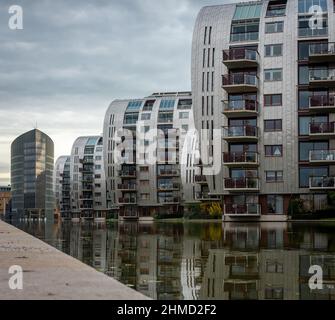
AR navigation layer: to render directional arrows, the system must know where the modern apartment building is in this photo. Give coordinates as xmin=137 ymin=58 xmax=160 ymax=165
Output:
xmin=103 ymin=92 xmax=198 ymax=220
xmin=11 ymin=129 xmax=54 ymax=221
xmin=191 ymin=0 xmax=335 ymax=221
xmin=54 ymin=156 xmax=71 ymax=220
xmin=0 ymin=186 xmax=11 ymax=219
xmin=69 ymin=136 xmax=107 ymax=221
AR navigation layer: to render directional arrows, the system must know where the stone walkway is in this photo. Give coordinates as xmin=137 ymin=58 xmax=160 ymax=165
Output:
xmin=0 ymin=221 xmax=148 ymax=300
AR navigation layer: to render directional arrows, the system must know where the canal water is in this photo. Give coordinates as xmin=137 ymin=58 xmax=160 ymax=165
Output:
xmin=12 ymin=221 xmax=335 ymax=300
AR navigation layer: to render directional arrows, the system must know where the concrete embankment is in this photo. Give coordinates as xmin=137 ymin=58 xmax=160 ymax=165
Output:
xmin=0 ymin=221 xmax=149 ymax=300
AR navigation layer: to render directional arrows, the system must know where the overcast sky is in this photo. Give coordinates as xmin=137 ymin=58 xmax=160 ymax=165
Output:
xmin=0 ymin=0 xmax=242 ymax=185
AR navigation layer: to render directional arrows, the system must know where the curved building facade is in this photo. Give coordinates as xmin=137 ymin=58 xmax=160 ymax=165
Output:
xmin=11 ymin=129 xmax=54 ymax=221
xmin=192 ymin=0 xmax=335 ymax=220
xmin=103 ymin=92 xmax=199 ymax=220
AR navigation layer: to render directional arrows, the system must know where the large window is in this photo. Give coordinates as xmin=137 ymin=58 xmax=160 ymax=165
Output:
xmin=299 ymin=141 xmax=328 ymax=161
xmin=230 ymin=21 xmax=259 ymax=42
xmin=126 ymin=101 xmax=142 ymax=112
xmin=299 ymin=90 xmax=328 ymax=110
xmin=299 ymin=166 xmax=328 ymax=188
xmin=233 ymin=3 xmax=262 ymax=20
xmin=266 ymin=1 xmax=287 ymax=17
xmin=298 ymin=14 xmax=328 ymax=37
xmin=264 ymin=119 xmax=282 ymax=132
xmin=298 ymin=0 xmax=327 ymax=13
xmin=267 ymin=195 xmax=284 ymax=214
xmin=299 ymin=115 xmax=328 ymax=135
xmin=265 ymin=21 xmax=284 ymax=33
xmin=159 ymin=100 xmax=175 ymax=110
xmin=266 ymin=171 xmax=284 ymax=183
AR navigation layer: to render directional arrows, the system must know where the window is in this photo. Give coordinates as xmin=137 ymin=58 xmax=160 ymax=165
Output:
xmin=95 ymin=165 xmax=101 ymax=170
xmin=181 ymin=124 xmax=189 ymax=132
xmin=177 ymin=99 xmax=192 ymax=110
xmin=124 ymin=113 xmax=139 ymax=125
xmin=299 ymin=141 xmax=328 ymax=161
xmin=266 ymin=171 xmax=283 ymax=182
xmin=265 ymin=21 xmax=284 ymax=33
xmin=141 ymin=113 xmax=151 ymax=120
xmin=126 ymin=101 xmax=142 ymax=111
xmin=298 ymin=65 xmax=309 ymax=85
xmin=265 ymin=145 xmax=283 ymax=157
xmin=140 ymin=180 xmax=150 ymax=187
xmin=266 ymin=1 xmax=287 ymax=17
xmin=298 ymin=0 xmax=327 ymax=13
xmin=299 ymin=166 xmax=328 ymax=188
xmin=264 ymin=120 xmax=282 ymax=132
xmin=140 ymin=166 xmax=149 ymax=172
xmin=179 ymin=112 xmax=189 ymax=119
xmin=267 ymin=195 xmax=284 ymax=214
xmin=264 ymin=68 xmax=282 ymax=81
xmin=264 ymin=94 xmax=282 ymax=107
xmin=143 ymin=100 xmax=155 ymax=111
xmin=95 ymin=156 xmax=102 ymax=161
xmin=265 ymin=288 xmax=284 ymax=300
xmin=265 ymin=44 xmax=283 ymax=57
xmin=159 ymin=100 xmax=175 ymax=110
xmin=140 ymin=193 xmax=150 ymax=200
xmin=230 ymin=21 xmax=260 ymax=42
xmin=266 ymin=261 xmax=284 ymax=273
xmin=299 ymin=115 xmax=328 ymax=135
xmin=233 ymin=3 xmax=262 ymax=20
xmin=142 ymin=125 xmax=150 ymax=133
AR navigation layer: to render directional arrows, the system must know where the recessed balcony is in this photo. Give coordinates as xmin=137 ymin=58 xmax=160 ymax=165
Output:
xmin=118 ymin=170 xmax=137 ymax=178
xmin=222 ymin=48 xmax=259 ymax=69
xmin=309 ymin=122 xmax=335 ymax=139
xmin=309 ymin=95 xmax=335 ymax=113
xmin=222 ymin=74 xmax=259 ymax=93
xmin=309 ymin=42 xmax=335 ymax=63
xmin=223 ymin=152 xmax=259 ymax=167
xmin=224 ymin=178 xmax=260 ymax=192
xmin=159 ymin=197 xmax=180 ymax=205
xmin=310 ymin=177 xmax=335 ymax=190
xmin=195 ymin=175 xmax=208 ymax=184
xmin=309 ymin=150 xmax=335 ymax=164
xmin=309 ymin=69 xmax=335 ymax=88
xmin=224 ymin=204 xmax=261 ymax=217
xmin=118 ymin=184 xmax=137 ymax=192
xmin=157 ymin=183 xmax=180 ymax=191
xmin=223 ymin=125 xmax=258 ymax=142
xmin=157 ymin=169 xmax=180 ymax=177
xmin=222 ymin=99 xmax=258 ymax=118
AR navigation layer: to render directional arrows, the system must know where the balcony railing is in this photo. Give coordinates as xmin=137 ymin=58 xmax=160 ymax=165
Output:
xmin=159 ymin=197 xmax=180 ymax=204
xmin=118 ymin=184 xmax=137 ymax=191
xmin=224 ymin=204 xmax=261 ymax=217
xmin=309 ymin=69 xmax=335 ymax=86
xmin=222 ymin=49 xmax=259 ymax=68
xmin=309 ymin=95 xmax=335 ymax=110
xmin=223 ymin=126 xmax=258 ymax=140
xmin=158 ymin=183 xmax=180 ymax=191
xmin=196 ymin=192 xmax=221 ymax=201
xmin=310 ymin=150 xmax=335 ymax=163
xmin=119 ymin=198 xmax=137 ymax=204
xmin=223 ymin=99 xmax=258 ymax=116
xmin=310 ymin=177 xmax=335 ymax=189
xmin=309 ymin=122 xmax=335 ymax=135
xmin=158 ymin=170 xmax=180 ymax=176
xmin=224 ymin=178 xmax=259 ymax=191
xmin=118 ymin=170 xmax=137 ymax=178
xmin=223 ymin=152 xmax=259 ymax=166
xmin=309 ymin=42 xmax=335 ymax=59
xmin=195 ymin=175 xmax=208 ymax=183
xmin=230 ymin=31 xmax=259 ymax=43
xmin=222 ymin=74 xmax=259 ymax=89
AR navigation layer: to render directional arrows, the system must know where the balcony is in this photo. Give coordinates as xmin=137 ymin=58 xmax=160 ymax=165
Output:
xmin=222 ymin=48 xmax=259 ymax=69
xmin=224 ymin=204 xmax=261 ymax=217
xmin=223 ymin=126 xmax=258 ymax=142
xmin=222 ymin=99 xmax=258 ymax=118
xmin=309 ymin=42 xmax=335 ymax=63
xmin=158 ymin=183 xmax=180 ymax=191
xmin=223 ymin=152 xmax=259 ymax=167
xmin=222 ymin=74 xmax=259 ymax=93
xmin=224 ymin=178 xmax=259 ymax=192
xmin=309 ymin=69 xmax=335 ymax=88
xmin=195 ymin=175 xmax=208 ymax=184
xmin=309 ymin=95 xmax=335 ymax=113
xmin=159 ymin=197 xmax=180 ymax=205
xmin=119 ymin=198 xmax=137 ymax=205
xmin=118 ymin=170 xmax=137 ymax=178
xmin=309 ymin=122 xmax=335 ymax=139
xmin=118 ymin=184 xmax=137 ymax=192
xmin=157 ymin=169 xmax=180 ymax=177
xmin=309 ymin=150 xmax=335 ymax=164
xmin=310 ymin=177 xmax=335 ymax=190
xmin=195 ymin=192 xmax=221 ymax=201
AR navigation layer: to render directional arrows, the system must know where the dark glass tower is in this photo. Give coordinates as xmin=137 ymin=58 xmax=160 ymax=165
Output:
xmin=11 ymin=129 xmax=54 ymax=221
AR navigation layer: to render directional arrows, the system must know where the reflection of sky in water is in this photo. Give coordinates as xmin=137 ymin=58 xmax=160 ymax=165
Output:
xmin=11 ymin=221 xmax=335 ymax=300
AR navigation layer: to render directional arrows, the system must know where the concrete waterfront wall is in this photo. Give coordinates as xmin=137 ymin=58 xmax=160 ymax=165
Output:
xmin=0 ymin=221 xmax=149 ymax=300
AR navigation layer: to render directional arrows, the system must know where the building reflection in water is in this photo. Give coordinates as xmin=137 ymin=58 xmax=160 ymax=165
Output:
xmin=14 ymin=221 xmax=335 ymax=300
